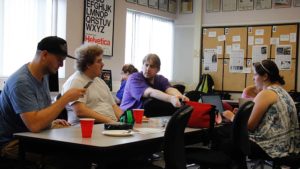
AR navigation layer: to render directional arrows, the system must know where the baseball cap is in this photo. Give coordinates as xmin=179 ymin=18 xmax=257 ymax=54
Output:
xmin=37 ymin=36 xmax=77 ymax=60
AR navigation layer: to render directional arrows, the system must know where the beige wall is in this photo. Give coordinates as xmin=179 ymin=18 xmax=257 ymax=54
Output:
xmin=64 ymin=0 xmax=177 ymax=91
xmin=63 ymin=0 xmax=300 ymax=94
xmin=201 ymin=0 xmax=300 ymax=92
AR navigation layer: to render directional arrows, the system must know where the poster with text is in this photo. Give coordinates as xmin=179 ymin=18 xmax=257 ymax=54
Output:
xmin=252 ymin=45 xmax=268 ymax=63
xmin=229 ymin=50 xmax=244 ymax=73
xmin=203 ymin=49 xmax=218 ymax=72
xmin=84 ymin=0 xmax=114 ymax=56
xmin=275 ymin=45 xmax=292 ymax=70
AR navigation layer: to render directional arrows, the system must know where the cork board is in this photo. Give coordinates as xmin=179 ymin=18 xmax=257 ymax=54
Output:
xmin=201 ymin=24 xmax=298 ymax=92
xmin=223 ymin=59 xmax=246 ymax=91
xmin=202 ymin=28 xmax=225 ymax=91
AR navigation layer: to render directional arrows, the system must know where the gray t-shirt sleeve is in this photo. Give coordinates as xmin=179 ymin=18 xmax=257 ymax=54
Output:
xmin=10 ymin=78 xmax=51 ymax=114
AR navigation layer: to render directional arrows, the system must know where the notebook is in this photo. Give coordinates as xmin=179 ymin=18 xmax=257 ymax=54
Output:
xmin=201 ymin=94 xmax=225 ymax=113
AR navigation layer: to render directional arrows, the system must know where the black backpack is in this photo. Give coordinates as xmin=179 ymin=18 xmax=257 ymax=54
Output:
xmin=196 ymin=74 xmax=214 ymax=93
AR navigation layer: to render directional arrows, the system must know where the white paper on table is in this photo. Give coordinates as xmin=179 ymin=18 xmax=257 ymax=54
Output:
xmin=134 ymin=128 xmax=165 ymax=134
xmin=280 ymin=34 xmax=289 ymax=41
xmin=290 ymin=33 xmax=296 ymax=43
xmin=248 ymin=36 xmax=254 ymax=45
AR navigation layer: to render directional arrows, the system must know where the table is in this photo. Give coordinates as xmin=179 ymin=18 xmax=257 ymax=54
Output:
xmin=223 ymin=99 xmax=239 ymax=108
xmin=14 ymin=117 xmax=205 ymax=168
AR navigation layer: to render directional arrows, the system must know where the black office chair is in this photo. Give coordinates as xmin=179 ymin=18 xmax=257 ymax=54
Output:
xmin=136 ymin=105 xmax=193 ymax=169
xmin=55 ymin=93 xmax=68 ymax=120
xmin=163 ymin=105 xmax=193 ymax=169
xmin=185 ymin=101 xmax=255 ymax=169
xmin=173 ymin=84 xmax=186 ymax=94
xmin=184 ymin=90 xmax=202 ymax=102
xmin=249 ymin=139 xmax=300 ymax=168
xmin=143 ymin=98 xmax=179 ymax=117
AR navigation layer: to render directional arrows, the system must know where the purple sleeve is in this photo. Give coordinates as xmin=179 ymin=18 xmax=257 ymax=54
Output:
xmin=153 ymin=75 xmax=171 ymax=92
xmin=128 ymin=73 xmax=149 ymax=100
xmin=120 ymin=72 xmax=149 ymax=111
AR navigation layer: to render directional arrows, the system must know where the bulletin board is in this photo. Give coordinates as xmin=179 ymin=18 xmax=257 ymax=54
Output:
xmin=200 ymin=23 xmax=299 ymax=92
xmin=271 ymin=24 xmax=298 ymax=91
xmin=246 ymin=26 xmax=272 ymax=87
xmin=202 ymin=28 xmax=225 ymax=90
xmin=223 ymin=27 xmax=247 ymax=91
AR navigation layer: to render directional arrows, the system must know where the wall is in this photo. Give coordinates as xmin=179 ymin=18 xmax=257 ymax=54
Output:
xmin=64 ymin=0 xmax=299 ymax=96
xmin=202 ymin=1 xmax=300 ymax=26
xmin=201 ymin=0 xmax=300 ymax=94
xmin=172 ymin=0 xmax=201 ymax=90
xmin=64 ymin=0 xmax=177 ymax=92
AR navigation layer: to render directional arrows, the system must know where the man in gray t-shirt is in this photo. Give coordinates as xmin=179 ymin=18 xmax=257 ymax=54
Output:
xmin=0 ymin=36 xmax=85 ymax=159
xmin=62 ymin=44 xmax=123 ymax=124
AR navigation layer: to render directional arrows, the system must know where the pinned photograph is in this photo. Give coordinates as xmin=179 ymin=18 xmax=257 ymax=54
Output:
xmin=138 ymin=0 xmax=148 ymax=6
xmin=223 ymin=0 xmax=237 ymax=11
xmin=295 ymin=0 xmax=300 ymax=7
xmin=238 ymin=0 xmax=254 ymax=11
xmin=255 ymin=0 xmax=272 ymax=9
xmin=126 ymin=0 xmax=137 ymax=3
xmin=273 ymin=0 xmax=291 ymax=8
xmin=280 ymin=61 xmax=291 ymax=70
xmin=275 ymin=45 xmax=292 ymax=70
xmin=206 ymin=0 xmax=221 ymax=12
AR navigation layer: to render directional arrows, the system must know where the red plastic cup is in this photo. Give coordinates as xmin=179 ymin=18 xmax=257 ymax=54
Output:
xmin=133 ymin=109 xmax=144 ymax=123
xmin=80 ymin=118 xmax=95 ymax=138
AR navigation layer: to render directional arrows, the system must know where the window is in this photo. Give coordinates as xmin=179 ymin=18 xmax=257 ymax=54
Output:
xmin=0 ymin=0 xmax=66 ymax=78
xmin=125 ymin=10 xmax=174 ymax=80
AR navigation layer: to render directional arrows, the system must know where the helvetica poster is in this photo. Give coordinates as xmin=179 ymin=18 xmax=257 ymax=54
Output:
xmin=84 ymin=0 xmax=114 ymax=56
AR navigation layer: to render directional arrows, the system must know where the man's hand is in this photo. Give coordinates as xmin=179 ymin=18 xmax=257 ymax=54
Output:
xmin=222 ymin=110 xmax=235 ymax=122
xmin=51 ymin=119 xmax=70 ymax=128
xmin=63 ymin=88 xmax=87 ymax=102
xmin=180 ymin=95 xmax=190 ymax=102
xmin=170 ymin=96 xmax=181 ymax=107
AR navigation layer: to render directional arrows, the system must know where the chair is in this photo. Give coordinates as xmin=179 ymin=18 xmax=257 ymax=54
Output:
xmin=250 ymin=141 xmax=300 ymax=168
xmin=185 ymin=101 xmax=255 ymax=169
xmin=143 ymin=98 xmax=178 ymax=117
xmin=55 ymin=93 xmax=68 ymax=120
xmin=163 ymin=105 xmax=193 ymax=169
xmin=184 ymin=90 xmax=202 ymax=102
xmin=0 ymin=156 xmax=16 ymax=169
xmin=137 ymin=105 xmax=193 ymax=169
xmin=173 ymin=84 xmax=186 ymax=94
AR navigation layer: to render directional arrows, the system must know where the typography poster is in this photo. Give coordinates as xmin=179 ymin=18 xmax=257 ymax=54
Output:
xmin=84 ymin=0 xmax=114 ymax=56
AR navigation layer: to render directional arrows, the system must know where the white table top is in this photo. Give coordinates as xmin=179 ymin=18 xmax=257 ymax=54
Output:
xmin=15 ymin=118 xmax=202 ymax=148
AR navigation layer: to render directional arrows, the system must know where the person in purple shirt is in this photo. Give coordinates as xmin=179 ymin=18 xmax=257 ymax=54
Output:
xmin=120 ymin=53 xmax=189 ymax=113
xmin=116 ymin=64 xmax=138 ymax=103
